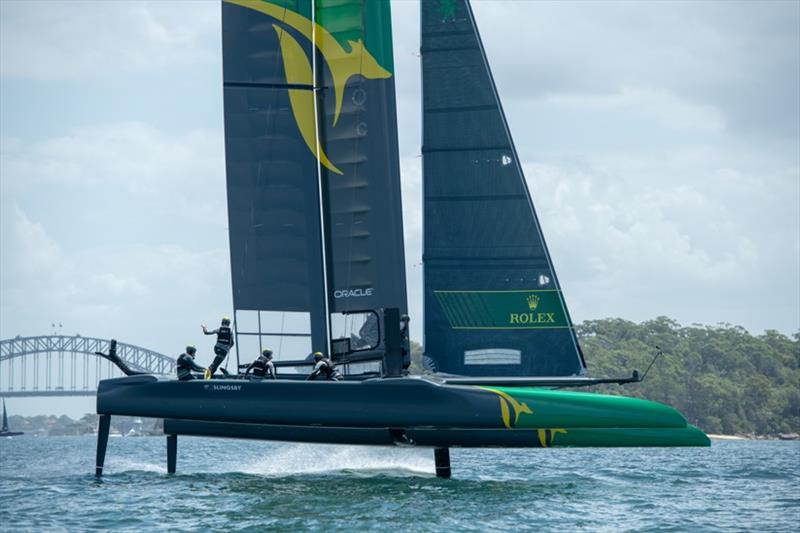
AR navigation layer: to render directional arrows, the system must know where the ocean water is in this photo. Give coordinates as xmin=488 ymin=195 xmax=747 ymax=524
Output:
xmin=0 ymin=436 xmax=798 ymax=532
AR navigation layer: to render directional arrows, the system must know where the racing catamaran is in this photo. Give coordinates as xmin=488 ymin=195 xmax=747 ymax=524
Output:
xmin=94 ymin=0 xmax=708 ymax=479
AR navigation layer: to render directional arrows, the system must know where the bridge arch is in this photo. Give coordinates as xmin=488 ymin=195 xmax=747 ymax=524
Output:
xmin=0 ymin=335 xmax=174 ymax=397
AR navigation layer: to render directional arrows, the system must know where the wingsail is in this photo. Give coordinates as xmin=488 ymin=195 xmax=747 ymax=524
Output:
xmin=222 ymin=0 xmax=407 ymax=355
xmin=222 ymin=0 xmax=328 ymax=351
xmin=314 ymin=0 xmax=408 ymax=314
xmin=421 ymin=0 xmax=586 ymax=377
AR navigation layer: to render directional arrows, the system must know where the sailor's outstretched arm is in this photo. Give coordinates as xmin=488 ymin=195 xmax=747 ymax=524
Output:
xmin=190 ymin=359 xmax=206 ymax=372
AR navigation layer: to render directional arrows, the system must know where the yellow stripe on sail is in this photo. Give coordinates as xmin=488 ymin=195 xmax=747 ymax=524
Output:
xmin=227 ymin=0 xmax=391 ymax=126
xmin=273 ymin=25 xmax=342 ymax=175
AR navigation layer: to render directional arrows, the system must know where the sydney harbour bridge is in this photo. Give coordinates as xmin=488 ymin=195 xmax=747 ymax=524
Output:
xmin=0 ymin=335 xmax=174 ymax=398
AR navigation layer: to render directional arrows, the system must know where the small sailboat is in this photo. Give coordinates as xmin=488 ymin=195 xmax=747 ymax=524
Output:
xmin=94 ymin=0 xmax=708 ymax=478
xmin=1 ymin=400 xmax=24 ymax=437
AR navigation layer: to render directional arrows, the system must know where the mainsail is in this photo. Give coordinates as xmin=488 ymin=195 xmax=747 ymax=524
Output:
xmin=2 ymin=400 xmax=8 ymax=433
xmin=222 ymin=0 xmax=407 ymax=355
xmin=421 ymin=0 xmax=586 ymax=377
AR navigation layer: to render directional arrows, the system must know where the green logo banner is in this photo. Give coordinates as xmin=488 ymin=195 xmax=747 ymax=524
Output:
xmin=434 ymin=290 xmax=570 ymax=330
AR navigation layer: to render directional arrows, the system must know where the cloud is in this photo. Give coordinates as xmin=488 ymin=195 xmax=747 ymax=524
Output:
xmin=1 ymin=122 xmax=225 ymax=226
xmin=544 ymin=87 xmax=726 ymax=134
xmin=524 ymin=147 xmax=799 ymax=333
xmin=0 ymin=121 xmax=230 ymax=350
xmin=471 ymin=0 xmax=800 ymax=140
xmin=0 ymin=206 xmax=230 ymax=353
xmin=0 ymin=0 xmax=219 ymax=80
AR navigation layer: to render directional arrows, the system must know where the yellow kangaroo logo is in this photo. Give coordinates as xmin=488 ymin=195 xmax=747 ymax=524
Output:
xmin=225 ymin=0 xmax=393 ymax=175
xmin=537 ymin=428 xmax=567 ymax=448
xmin=481 ymin=388 xmax=533 ymax=429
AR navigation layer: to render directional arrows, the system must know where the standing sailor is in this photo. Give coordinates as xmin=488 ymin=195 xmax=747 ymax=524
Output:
xmin=400 ymin=314 xmax=411 ymax=371
xmin=177 ymin=345 xmax=206 ymax=381
xmin=245 ymin=348 xmax=276 ymax=379
xmin=307 ymin=352 xmax=343 ymax=381
xmin=201 ymin=317 xmax=234 ymax=375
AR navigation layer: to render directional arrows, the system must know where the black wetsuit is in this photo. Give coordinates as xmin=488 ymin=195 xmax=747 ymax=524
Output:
xmin=246 ymin=355 xmax=275 ymax=379
xmin=400 ymin=322 xmax=411 ymax=370
xmin=204 ymin=326 xmax=234 ymax=374
xmin=176 ymin=352 xmax=205 ymax=381
xmin=307 ymin=358 xmax=342 ymax=381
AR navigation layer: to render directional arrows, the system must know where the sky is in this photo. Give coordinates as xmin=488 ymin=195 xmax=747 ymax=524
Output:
xmin=1 ymin=0 xmax=798 ymax=417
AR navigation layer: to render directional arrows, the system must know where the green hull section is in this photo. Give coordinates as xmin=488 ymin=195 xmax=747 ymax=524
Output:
xmin=522 ymin=425 xmax=710 ymax=448
xmin=475 ymin=386 xmax=710 ymax=447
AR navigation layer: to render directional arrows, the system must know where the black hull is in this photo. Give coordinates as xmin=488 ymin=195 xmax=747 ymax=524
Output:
xmin=93 ymin=374 xmax=708 ymax=477
xmin=163 ymin=419 xmax=556 ymax=448
xmin=97 ymin=375 xmax=502 ymax=430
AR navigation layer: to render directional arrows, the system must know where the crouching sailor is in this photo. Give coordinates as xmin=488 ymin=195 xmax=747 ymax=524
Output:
xmin=177 ymin=345 xmax=206 ymax=381
xmin=201 ymin=316 xmax=234 ymax=376
xmin=307 ymin=351 xmax=343 ymax=381
xmin=245 ymin=348 xmax=276 ymax=379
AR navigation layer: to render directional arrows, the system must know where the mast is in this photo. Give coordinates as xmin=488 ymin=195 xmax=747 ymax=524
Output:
xmin=311 ymin=0 xmax=333 ymax=356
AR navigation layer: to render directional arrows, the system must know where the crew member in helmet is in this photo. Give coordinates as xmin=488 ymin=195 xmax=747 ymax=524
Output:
xmin=245 ymin=348 xmax=276 ymax=380
xmin=400 ymin=314 xmax=411 ymax=371
xmin=202 ymin=317 xmax=235 ymax=376
xmin=177 ymin=345 xmax=206 ymax=381
xmin=306 ymin=351 xmax=343 ymax=381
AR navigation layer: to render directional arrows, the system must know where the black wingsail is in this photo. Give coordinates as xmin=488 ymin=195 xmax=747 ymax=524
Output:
xmin=222 ymin=0 xmax=328 ymax=352
xmin=222 ymin=0 xmax=407 ymax=359
xmin=421 ymin=0 xmax=586 ymax=377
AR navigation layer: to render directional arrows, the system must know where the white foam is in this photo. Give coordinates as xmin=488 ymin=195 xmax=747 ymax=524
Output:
xmin=238 ymin=443 xmax=434 ymax=477
xmin=109 ymin=458 xmax=166 ymax=474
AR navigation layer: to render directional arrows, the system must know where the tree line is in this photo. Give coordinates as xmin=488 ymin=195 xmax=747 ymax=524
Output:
xmin=577 ymin=317 xmax=798 ymax=436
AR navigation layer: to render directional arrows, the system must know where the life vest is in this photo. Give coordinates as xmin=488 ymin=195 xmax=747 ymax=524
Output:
xmin=176 ymin=353 xmax=195 ymax=379
xmin=252 ymin=355 xmax=267 ymax=376
xmin=216 ymin=326 xmax=233 ymax=346
xmin=319 ymin=358 xmax=342 ymax=380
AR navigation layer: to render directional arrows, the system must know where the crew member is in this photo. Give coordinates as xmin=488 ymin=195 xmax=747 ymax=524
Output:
xmin=400 ymin=314 xmax=411 ymax=371
xmin=307 ymin=352 xmax=342 ymax=381
xmin=202 ymin=317 xmax=235 ymax=376
xmin=177 ymin=345 xmax=206 ymax=381
xmin=245 ymin=348 xmax=276 ymax=379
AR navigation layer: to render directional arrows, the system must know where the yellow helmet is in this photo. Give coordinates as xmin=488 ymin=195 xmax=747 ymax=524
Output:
xmin=313 ymin=351 xmax=323 ymax=360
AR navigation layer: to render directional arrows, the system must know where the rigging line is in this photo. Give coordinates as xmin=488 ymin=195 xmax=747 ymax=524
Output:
xmin=640 ymin=346 xmax=664 ymax=382
xmin=278 ymin=312 xmax=286 ymax=358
